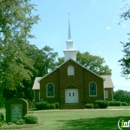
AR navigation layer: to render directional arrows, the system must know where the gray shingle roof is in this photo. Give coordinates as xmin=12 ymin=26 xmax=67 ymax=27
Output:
xmin=101 ymin=75 xmax=114 ymax=88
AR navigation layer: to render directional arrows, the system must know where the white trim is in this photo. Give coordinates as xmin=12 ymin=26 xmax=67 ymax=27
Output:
xmin=46 ymin=83 xmax=55 ymax=98
xmin=89 ymin=82 xmax=97 ymax=97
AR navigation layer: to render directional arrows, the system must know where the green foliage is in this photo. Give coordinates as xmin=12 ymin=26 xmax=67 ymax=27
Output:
xmin=55 ymin=102 xmax=60 ymax=108
xmin=35 ymin=101 xmax=49 ymax=110
xmin=114 ymin=101 xmax=122 ymax=106
xmin=94 ymin=104 xmax=99 ymax=109
xmin=114 ymin=90 xmax=130 ymax=104
xmin=0 ymin=0 xmax=40 ymax=101
xmin=16 ymin=119 xmax=25 ymax=125
xmin=94 ymin=100 xmax=108 ymax=108
xmin=122 ymin=102 xmax=128 ymax=106
xmin=35 ymin=101 xmax=60 ymax=110
xmin=119 ymin=42 xmax=130 ymax=78
xmin=119 ymin=2 xmax=130 ymax=78
xmin=35 ymin=101 xmax=44 ymax=110
xmin=8 ymin=122 xmax=14 ymax=125
xmin=24 ymin=114 xmax=38 ymax=124
xmin=0 ymin=113 xmax=4 ymax=122
xmin=108 ymin=101 xmax=115 ymax=106
xmin=50 ymin=103 xmax=56 ymax=109
xmin=85 ymin=103 xmax=94 ymax=108
xmin=0 ymin=0 xmax=39 ymax=91
xmin=35 ymin=46 xmax=58 ymax=76
xmin=77 ymin=51 xmax=112 ymax=75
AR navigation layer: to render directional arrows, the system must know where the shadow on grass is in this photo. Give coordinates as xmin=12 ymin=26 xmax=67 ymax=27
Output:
xmin=58 ymin=116 xmax=130 ymax=130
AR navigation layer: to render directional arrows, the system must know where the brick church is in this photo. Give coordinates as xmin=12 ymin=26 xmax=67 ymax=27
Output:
xmin=32 ymin=19 xmax=114 ymax=109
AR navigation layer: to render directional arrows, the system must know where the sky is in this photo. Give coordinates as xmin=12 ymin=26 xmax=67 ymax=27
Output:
xmin=30 ymin=0 xmax=130 ymax=91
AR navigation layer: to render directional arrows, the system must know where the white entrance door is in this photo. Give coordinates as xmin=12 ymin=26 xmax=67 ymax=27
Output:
xmin=65 ymin=89 xmax=79 ymax=103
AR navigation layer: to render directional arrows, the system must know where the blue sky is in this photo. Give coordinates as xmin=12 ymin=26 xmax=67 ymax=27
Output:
xmin=30 ymin=0 xmax=130 ymax=91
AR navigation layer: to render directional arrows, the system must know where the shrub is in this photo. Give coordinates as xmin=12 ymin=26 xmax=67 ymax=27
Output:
xmin=24 ymin=114 xmax=38 ymax=124
xmin=122 ymin=102 xmax=128 ymax=106
xmin=94 ymin=104 xmax=99 ymax=109
xmin=8 ymin=122 xmax=14 ymax=125
xmin=0 ymin=113 xmax=4 ymax=122
xmin=50 ymin=103 xmax=56 ymax=109
xmin=94 ymin=100 xmax=108 ymax=108
xmin=85 ymin=103 xmax=94 ymax=108
xmin=108 ymin=101 xmax=115 ymax=106
xmin=16 ymin=119 xmax=25 ymax=125
xmin=36 ymin=101 xmax=50 ymax=110
xmin=0 ymin=98 xmax=5 ymax=108
xmin=114 ymin=101 xmax=122 ymax=106
xmin=55 ymin=102 xmax=60 ymax=108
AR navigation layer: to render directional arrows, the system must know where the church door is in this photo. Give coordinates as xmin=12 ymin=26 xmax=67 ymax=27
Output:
xmin=65 ymin=89 xmax=79 ymax=103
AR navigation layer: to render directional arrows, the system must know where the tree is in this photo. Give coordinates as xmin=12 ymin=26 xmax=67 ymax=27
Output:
xmin=0 ymin=0 xmax=39 ymax=103
xmin=114 ymin=90 xmax=130 ymax=104
xmin=77 ymin=51 xmax=111 ymax=75
xmin=119 ymin=42 xmax=130 ymax=78
xmin=33 ymin=46 xmax=58 ymax=76
xmin=55 ymin=51 xmax=112 ymax=75
xmin=119 ymin=1 xmax=130 ymax=78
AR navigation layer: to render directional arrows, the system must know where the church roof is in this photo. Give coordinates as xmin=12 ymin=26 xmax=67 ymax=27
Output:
xmin=101 ymin=75 xmax=114 ymax=88
xmin=38 ymin=58 xmax=104 ymax=82
xmin=32 ymin=59 xmax=114 ymax=90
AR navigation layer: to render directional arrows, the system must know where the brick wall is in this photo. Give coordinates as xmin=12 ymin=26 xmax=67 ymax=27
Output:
xmin=39 ymin=59 xmax=105 ymax=108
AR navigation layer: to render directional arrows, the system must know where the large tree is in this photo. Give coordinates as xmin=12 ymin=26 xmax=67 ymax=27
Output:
xmin=119 ymin=42 xmax=130 ymax=78
xmin=114 ymin=90 xmax=130 ymax=104
xmin=119 ymin=1 xmax=130 ymax=78
xmin=55 ymin=51 xmax=112 ymax=75
xmin=0 ymin=0 xmax=39 ymax=104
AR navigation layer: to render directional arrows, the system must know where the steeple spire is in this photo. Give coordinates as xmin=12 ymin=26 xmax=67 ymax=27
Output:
xmin=63 ymin=15 xmax=77 ymax=62
xmin=68 ymin=16 xmax=71 ymax=40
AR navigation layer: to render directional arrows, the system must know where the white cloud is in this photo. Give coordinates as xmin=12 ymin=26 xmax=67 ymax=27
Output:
xmin=122 ymin=24 xmax=126 ymax=28
xmin=107 ymin=27 xmax=111 ymax=30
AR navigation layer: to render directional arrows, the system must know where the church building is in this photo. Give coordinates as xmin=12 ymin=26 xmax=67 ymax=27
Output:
xmin=32 ymin=19 xmax=114 ymax=109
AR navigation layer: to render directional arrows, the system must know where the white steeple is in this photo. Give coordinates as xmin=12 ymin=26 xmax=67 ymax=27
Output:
xmin=63 ymin=17 xmax=77 ymax=62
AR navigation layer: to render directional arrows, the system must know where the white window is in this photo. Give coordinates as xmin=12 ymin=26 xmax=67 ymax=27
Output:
xmin=104 ymin=90 xmax=108 ymax=98
xmin=67 ymin=66 xmax=74 ymax=75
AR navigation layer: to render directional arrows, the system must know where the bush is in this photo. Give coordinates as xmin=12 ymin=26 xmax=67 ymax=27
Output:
xmin=35 ymin=101 xmax=50 ymax=110
xmin=108 ymin=101 xmax=115 ymax=106
xmin=94 ymin=104 xmax=99 ymax=109
xmin=114 ymin=101 xmax=122 ymax=106
xmin=122 ymin=102 xmax=128 ymax=106
xmin=50 ymin=103 xmax=56 ymax=109
xmin=24 ymin=114 xmax=38 ymax=124
xmin=16 ymin=119 xmax=25 ymax=125
xmin=94 ymin=100 xmax=108 ymax=108
xmin=36 ymin=101 xmax=60 ymax=110
xmin=85 ymin=103 xmax=94 ymax=108
xmin=0 ymin=113 xmax=4 ymax=122
xmin=55 ymin=102 xmax=60 ymax=108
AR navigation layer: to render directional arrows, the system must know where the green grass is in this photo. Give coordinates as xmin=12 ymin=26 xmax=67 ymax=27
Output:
xmin=1 ymin=106 xmax=130 ymax=130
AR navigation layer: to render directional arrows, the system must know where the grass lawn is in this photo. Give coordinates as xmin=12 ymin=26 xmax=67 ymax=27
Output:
xmin=1 ymin=106 xmax=130 ymax=130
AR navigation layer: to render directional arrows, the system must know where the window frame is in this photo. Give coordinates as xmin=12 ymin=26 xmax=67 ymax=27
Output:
xmin=46 ymin=83 xmax=54 ymax=98
xmin=89 ymin=82 xmax=97 ymax=97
